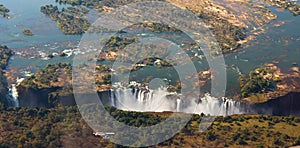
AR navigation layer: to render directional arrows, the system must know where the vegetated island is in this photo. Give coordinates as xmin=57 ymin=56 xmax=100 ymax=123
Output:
xmin=0 ymin=4 xmax=10 ymax=19
xmin=240 ymin=63 xmax=300 ymax=103
xmin=22 ymin=29 xmax=34 ymax=36
xmin=238 ymin=63 xmax=300 ymax=116
xmin=40 ymin=5 xmax=90 ymax=35
xmin=0 ymin=45 xmax=13 ymax=106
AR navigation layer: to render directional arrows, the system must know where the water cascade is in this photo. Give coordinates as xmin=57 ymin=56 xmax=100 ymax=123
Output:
xmin=110 ymin=82 xmax=244 ymax=116
xmin=6 ymin=78 xmax=24 ymax=107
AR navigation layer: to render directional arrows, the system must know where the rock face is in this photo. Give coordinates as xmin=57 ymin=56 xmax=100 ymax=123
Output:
xmin=17 ymin=83 xmax=111 ymax=107
xmin=252 ymin=92 xmax=300 ymax=116
xmin=18 ymin=85 xmax=59 ymax=108
xmin=0 ymin=45 xmax=12 ymax=106
xmin=0 ymin=77 xmax=9 ymax=106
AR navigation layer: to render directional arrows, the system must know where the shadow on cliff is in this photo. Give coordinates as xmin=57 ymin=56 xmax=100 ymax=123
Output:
xmin=17 ymin=85 xmax=111 ymax=108
xmin=17 ymin=84 xmax=300 ymax=117
xmin=251 ymin=92 xmax=300 ymax=116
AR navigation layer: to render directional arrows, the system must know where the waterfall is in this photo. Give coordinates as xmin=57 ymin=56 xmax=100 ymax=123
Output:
xmin=109 ymin=82 xmax=244 ymax=116
xmin=176 ymin=99 xmax=181 ymax=112
xmin=6 ymin=77 xmax=24 ymax=107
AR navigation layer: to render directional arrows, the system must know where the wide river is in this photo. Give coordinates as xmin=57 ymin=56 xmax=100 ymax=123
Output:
xmin=0 ymin=0 xmax=299 ymax=96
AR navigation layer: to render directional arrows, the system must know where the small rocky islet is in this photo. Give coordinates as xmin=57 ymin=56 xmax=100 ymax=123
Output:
xmin=22 ymin=29 xmax=34 ymax=36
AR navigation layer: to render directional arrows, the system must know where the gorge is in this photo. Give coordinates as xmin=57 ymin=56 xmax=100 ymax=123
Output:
xmin=1 ymin=0 xmax=300 ymax=147
xmin=14 ymin=78 xmax=300 ymax=117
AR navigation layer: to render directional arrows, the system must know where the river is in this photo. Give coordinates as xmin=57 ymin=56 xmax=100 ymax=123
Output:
xmin=0 ymin=0 xmax=299 ymax=106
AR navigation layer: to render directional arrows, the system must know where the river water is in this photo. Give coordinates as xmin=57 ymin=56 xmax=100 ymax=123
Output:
xmin=0 ymin=0 xmax=299 ymax=101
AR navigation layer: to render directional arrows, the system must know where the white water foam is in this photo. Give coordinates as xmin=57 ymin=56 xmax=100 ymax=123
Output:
xmin=110 ymin=82 xmax=243 ymax=116
xmin=6 ymin=77 xmax=24 ymax=107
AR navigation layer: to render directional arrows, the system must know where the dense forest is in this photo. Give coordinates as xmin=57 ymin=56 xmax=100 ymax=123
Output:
xmin=0 ymin=105 xmax=300 ymax=147
xmin=239 ymin=66 xmax=277 ymax=98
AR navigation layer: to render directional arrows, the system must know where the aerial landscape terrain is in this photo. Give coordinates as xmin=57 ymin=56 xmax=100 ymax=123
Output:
xmin=0 ymin=0 xmax=300 ymax=147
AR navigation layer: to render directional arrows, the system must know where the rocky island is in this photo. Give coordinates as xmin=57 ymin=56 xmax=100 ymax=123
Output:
xmin=40 ymin=5 xmax=90 ymax=34
xmin=240 ymin=63 xmax=300 ymax=116
xmin=22 ymin=29 xmax=34 ymax=36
